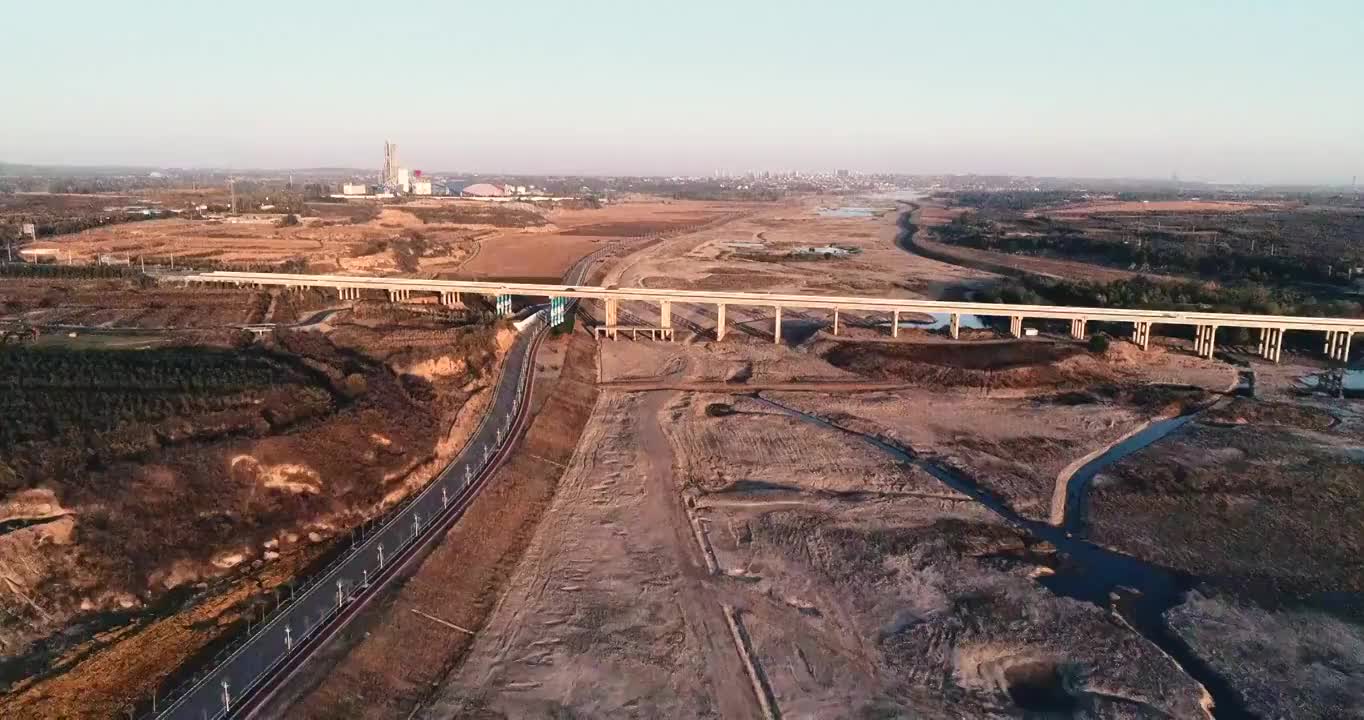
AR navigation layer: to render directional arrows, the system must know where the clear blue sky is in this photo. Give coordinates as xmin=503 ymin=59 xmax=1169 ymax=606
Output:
xmin=4 ymin=0 xmax=1360 ymax=183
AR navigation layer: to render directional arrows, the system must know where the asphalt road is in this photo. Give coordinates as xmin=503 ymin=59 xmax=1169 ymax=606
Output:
xmin=150 ymin=257 xmax=598 ymax=720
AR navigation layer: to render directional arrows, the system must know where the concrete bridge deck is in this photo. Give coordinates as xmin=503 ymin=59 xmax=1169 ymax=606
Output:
xmin=177 ymin=270 xmax=1361 ymax=362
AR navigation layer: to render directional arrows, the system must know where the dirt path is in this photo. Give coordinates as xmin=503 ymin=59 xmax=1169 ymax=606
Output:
xmin=636 ymin=391 xmax=763 ymax=720
xmin=420 ymin=390 xmax=761 ymax=719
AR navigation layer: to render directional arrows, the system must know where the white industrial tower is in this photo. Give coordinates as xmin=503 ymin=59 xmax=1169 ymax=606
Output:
xmin=383 ymin=140 xmax=400 ymax=191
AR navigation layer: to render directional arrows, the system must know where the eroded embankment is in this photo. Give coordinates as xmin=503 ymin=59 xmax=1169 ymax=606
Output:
xmin=818 ymin=338 xmax=1116 ymax=391
xmin=0 ymin=315 xmax=506 ymax=719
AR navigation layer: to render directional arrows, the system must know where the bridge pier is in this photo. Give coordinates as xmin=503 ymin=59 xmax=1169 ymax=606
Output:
xmin=1259 ymin=327 xmax=1284 ymax=363
xmin=832 ymin=308 xmax=840 ymax=336
xmin=1131 ymin=321 xmax=1151 ymax=350
xmin=1326 ymin=330 xmax=1353 ymax=363
xmin=387 ymin=289 xmax=411 ymax=302
xmin=605 ymin=298 xmax=619 ymax=339
xmin=773 ymin=305 xmax=782 ymax=344
xmin=1009 ymin=315 xmax=1023 ymax=338
xmin=715 ymin=303 xmax=727 ymax=341
xmin=1070 ymin=318 xmax=1087 ymax=340
xmin=1195 ymin=324 xmax=1218 ymax=359
xmin=949 ymin=313 xmax=960 ymax=340
xmin=659 ymin=300 xmax=673 ymax=340
xmin=440 ymin=292 xmax=462 ymax=307
xmin=496 ymin=294 xmax=512 ymax=317
xmin=892 ymin=310 xmax=900 ymax=338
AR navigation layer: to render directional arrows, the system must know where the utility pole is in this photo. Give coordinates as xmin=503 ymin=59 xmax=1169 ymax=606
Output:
xmin=230 ymin=178 xmax=237 ymax=216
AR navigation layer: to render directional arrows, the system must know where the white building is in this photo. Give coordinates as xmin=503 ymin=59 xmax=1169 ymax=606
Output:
xmin=412 ymin=180 xmax=433 ymax=196
xmin=342 ymin=183 xmax=368 ymax=196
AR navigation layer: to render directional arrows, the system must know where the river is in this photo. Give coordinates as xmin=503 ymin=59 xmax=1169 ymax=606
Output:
xmin=753 ymin=394 xmax=1254 ymax=718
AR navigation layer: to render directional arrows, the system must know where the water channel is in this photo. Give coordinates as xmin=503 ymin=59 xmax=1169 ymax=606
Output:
xmin=752 ymin=394 xmax=1254 ymax=718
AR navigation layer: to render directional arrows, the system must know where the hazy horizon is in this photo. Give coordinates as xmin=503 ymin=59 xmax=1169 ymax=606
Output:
xmin=5 ymin=0 xmax=1361 ymax=185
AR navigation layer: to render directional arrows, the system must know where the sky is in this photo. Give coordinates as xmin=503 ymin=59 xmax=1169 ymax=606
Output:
xmin=3 ymin=0 xmax=1361 ymax=183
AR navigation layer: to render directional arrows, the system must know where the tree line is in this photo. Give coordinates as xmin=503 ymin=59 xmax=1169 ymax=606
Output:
xmin=977 ymin=274 xmax=1362 ymax=319
xmin=935 ymin=212 xmax=1360 ymax=287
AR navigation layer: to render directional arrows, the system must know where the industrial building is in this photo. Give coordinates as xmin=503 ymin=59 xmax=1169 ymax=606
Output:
xmin=461 ymin=183 xmax=506 ymax=198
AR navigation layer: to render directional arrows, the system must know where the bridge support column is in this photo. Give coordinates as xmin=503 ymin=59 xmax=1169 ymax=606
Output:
xmin=949 ymin=313 xmax=960 ymax=340
xmin=605 ymin=298 xmax=619 ymax=339
xmin=1327 ymin=330 xmax=1352 ymax=363
xmin=1259 ymin=327 xmax=1283 ymax=363
xmin=773 ymin=305 xmax=782 ymax=344
xmin=659 ymin=300 xmax=672 ymax=341
xmin=1009 ymin=316 xmax=1023 ymax=338
xmin=1195 ymin=325 xmax=1218 ymax=359
xmin=1131 ymin=321 xmax=1151 ymax=350
xmin=1070 ymin=318 xmax=1087 ymax=340
xmin=496 ymin=294 xmax=512 ymax=317
xmin=892 ymin=310 xmax=900 ymax=338
xmin=832 ymin=308 xmax=840 ymax=336
xmin=715 ymin=303 xmax=727 ymax=341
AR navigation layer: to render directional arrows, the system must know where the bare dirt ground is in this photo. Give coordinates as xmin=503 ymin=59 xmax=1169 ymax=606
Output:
xmin=45 ymin=198 xmax=743 ymax=282
xmin=423 ymin=390 xmax=765 ymax=719
xmin=455 ymin=199 xmax=742 ymax=283
xmin=418 ymin=197 xmax=1261 ymax=718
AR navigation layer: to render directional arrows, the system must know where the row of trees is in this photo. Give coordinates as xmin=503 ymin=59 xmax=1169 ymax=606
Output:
xmin=0 ymin=347 xmax=330 ymax=463
xmin=0 ymin=262 xmax=147 ymax=280
xmin=935 ymin=212 xmax=1359 ymax=287
xmin=977 ymin=274 xmax=1362 ymax=319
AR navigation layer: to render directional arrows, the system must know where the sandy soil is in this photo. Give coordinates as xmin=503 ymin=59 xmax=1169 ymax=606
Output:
xmin=423 ymin=390 xmax=765 ymax=719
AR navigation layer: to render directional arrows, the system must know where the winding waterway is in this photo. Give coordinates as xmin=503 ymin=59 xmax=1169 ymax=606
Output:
xmin=753 ymin=393 xmax=1254 ymax=718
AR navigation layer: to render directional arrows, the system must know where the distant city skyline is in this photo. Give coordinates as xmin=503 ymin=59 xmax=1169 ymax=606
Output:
xmin=4 ymin=0 xmax=1361 ymax=185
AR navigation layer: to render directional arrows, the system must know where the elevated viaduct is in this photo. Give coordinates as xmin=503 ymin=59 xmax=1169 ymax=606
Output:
xmin=179 ymin=271 xmax=1360 ymax=363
